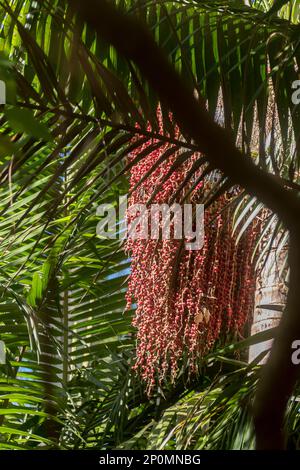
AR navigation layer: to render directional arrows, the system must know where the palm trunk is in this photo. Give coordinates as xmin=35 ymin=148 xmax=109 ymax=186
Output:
xmin=249 ymin=234 xmax=287 ymax=364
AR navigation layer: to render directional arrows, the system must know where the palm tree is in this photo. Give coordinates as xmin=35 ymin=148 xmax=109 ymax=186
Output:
xmin=0 ymin=0 xmax=299 ymax=449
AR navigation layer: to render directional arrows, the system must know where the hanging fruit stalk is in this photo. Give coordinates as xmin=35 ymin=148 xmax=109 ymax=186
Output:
xmin=125 ymin=110 xmax=261 ymax=393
